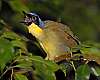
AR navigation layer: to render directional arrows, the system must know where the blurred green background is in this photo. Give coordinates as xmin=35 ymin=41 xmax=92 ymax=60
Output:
xmin=0 ymin=0 xmax=100 ymax=42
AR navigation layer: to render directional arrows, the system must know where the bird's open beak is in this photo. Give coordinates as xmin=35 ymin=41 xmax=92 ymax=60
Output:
xmin=20 ymin=11 xmax=32 ymax=25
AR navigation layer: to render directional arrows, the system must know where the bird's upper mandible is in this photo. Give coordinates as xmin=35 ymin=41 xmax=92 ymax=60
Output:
xmin=22 ymin=11 xmax=80 ymax=62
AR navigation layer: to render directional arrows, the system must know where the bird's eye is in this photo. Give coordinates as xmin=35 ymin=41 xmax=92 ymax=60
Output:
xmin=32 ymin=16 xmax=37 ymax=20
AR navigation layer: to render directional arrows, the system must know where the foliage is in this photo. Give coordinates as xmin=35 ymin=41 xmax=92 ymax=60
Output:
xmin=0 ymin=26 xmax=59 ymax=80
xmin=0 ymin=26 xmax=100 ymax=80
xmin=0 ymin=0 xmax=100 ymax=80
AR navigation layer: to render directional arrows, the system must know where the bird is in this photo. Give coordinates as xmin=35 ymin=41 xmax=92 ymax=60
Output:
xmin=22 ymin=11 xmax=80 ymax=62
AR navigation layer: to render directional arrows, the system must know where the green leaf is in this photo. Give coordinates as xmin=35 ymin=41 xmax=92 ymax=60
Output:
xmin=75 ymin=64 xmax=90 ymax=80
xmin=11 ymin=40 xmax=27 ymax=52
xmin=14 ymin=74 xmax=28 ymax=80
xmin=80 ymin=45 xmax=100 ymax=65
xmin=74 ymin=43 xmax=100 ymax=65
xmin=1 ymin=31 xmax=22 ymax=40
xmin=16 ymin=55 xmax=59 ymax=72
xmin=1 ymin=31 xmax=27 ymax=53
xmin=91 ymin=66 xmax=100 ymax=76
xmin=0 ymin=38 xmax=14 ymax=71
xmin=82 ymin=41 xmax=100 ymax=48
xmin=34 ymin=63 xmax=56 ymax=80
xmin=59 ymin=63 xmax=68 ymax=76
xmin=9 ymin=0 xmax=29 ymax=13
xmin=31 ymin=56 xmax=59 ymax=72
xmin=15 ymin=56 xmax=33 ymax=69
xmin=15 ymin=55 xmax=58 ymax=80
xmin=31 ymin=56 xmax=58 ymax=80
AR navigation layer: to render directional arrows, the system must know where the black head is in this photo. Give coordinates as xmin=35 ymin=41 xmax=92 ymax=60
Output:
xmin=21 ymin=11 xmax=44 ymax=28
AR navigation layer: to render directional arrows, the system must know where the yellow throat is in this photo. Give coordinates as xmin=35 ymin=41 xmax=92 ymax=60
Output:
xmin=28 ymin=23 xmax=43 ymax=38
